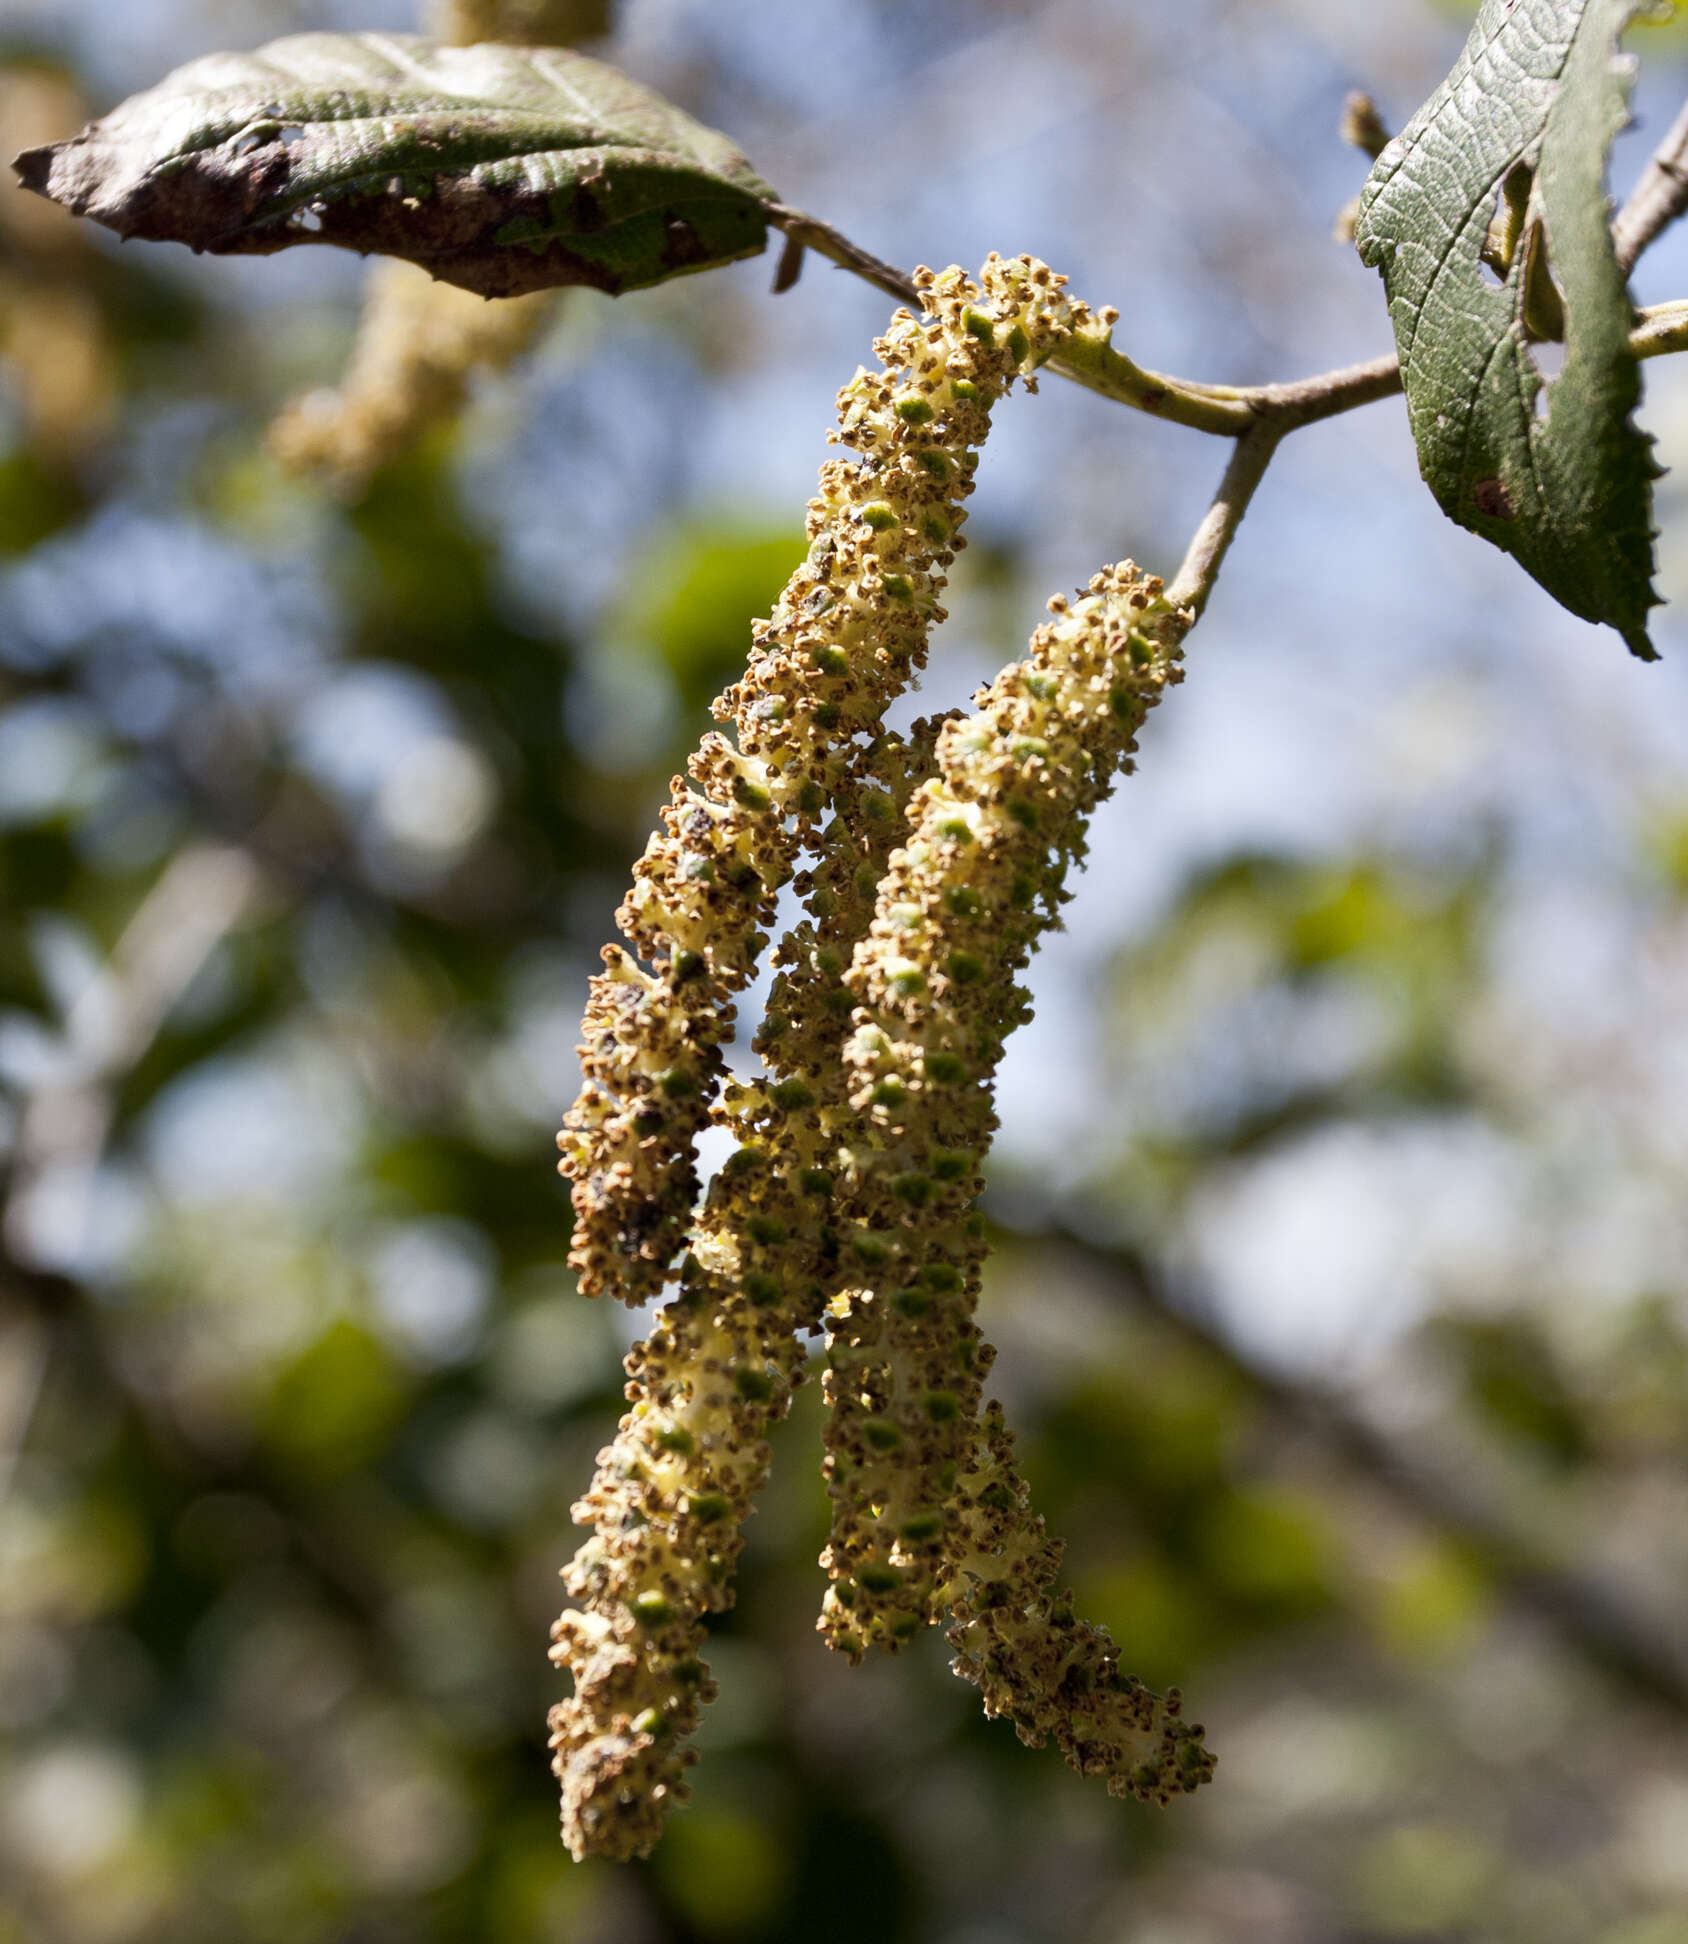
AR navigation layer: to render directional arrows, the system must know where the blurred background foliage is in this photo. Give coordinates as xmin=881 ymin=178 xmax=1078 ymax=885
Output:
xmin=2 ymin=1 xmax=1688 ymax=1940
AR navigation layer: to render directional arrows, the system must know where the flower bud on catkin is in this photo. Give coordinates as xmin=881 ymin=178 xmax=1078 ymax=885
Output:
xmin=819 ymin=563 xmax=1189 ymax=1654
xmin=549 ymin=1256 xmax=804 ymax=1861
xmin=945 ymin=1404 xmax=1215 ymax=1803
xmin=740 ymin=720 xmax=949 ymax=1180
xmin=560 ymin=256 xmax=1105 ymax=1304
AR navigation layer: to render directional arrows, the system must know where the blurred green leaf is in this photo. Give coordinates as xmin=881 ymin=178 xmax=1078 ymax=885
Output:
xmin=264 ymin=1320 xmax=410 ymax=1478
xmin=1193 ymin=1484 xmax=1336 ymax=1616
xmin=619 ymin=517 xmax=803 ymax=719
xmin=1435 ymin=1314 xmax=1593 ymax=1469
xmin=1082 ymin=1556 xmax=1217 ymax=1688
xmin=653 ymin=1800 xmax=790 ymax=1938
xmin=1371 ymin=1539 xmax=1492 ymax=1661
xmin=1643 ymin=800 xmax=1688 ymax=895
xmin=0 ymin=447 xmax=85 ymax=552
xmin=1351 ymin=1823 xmax=1499 ymax=1934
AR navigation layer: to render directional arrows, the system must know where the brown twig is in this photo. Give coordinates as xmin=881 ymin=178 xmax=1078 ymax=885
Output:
xmin=1165 ymin=421 xmax=1284 ymax=618
xmin=772 ymin=72 xmax=1688 ymax=462
xmin=3 ymin=845 xmax=260 ymax=1274
xmin=1613 ymin=93 xmax=1688 ymax=275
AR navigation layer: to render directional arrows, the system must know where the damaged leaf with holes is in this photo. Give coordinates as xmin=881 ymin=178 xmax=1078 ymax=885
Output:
xmin=12 ymin=31 xmax=777 ymax=299
xmin=1354 ymin=0 xmax=1660 ymax=658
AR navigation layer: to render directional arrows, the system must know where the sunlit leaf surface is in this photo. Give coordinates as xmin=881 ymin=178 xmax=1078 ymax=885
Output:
xmin=14 ymin=32 xmax=776 ymax=297
xmin=1355 ymin=0 xmax=1659 ymax=657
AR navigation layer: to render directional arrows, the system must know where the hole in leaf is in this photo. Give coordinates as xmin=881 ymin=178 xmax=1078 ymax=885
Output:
xmin=1528 ymin=337 xmax=1566 ymax=421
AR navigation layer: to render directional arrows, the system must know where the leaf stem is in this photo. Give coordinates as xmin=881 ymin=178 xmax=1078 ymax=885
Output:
xmin=763 ymin=205 xmax=921 ymax=310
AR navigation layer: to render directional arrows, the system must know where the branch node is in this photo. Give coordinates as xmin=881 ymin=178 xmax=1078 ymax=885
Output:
xmin=1340 ymin=91 xmax=1393 ymax=160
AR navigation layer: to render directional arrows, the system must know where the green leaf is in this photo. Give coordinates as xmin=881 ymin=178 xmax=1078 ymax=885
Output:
xmin=12 ymin=31 xmax=777 ymax=299
xmin=1354 ymin=0 xmax=1660 ymax=659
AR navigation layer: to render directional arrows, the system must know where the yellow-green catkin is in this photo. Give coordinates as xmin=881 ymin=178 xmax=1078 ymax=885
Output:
xmin=945 ymin=1403 xmax=1215 ymax=1802
xmin=551 ymin=723 xmax=944 ymax=1861
xmin=734 ymin=718 xmax=949 ymax=1209
xmin=268 ymin=259 xmax=553 ymax=492
xmin=549 ymin=1253 xmax=805 ymax=1861
xmin=559 ymin=258 xmax=1108 ymax=1305
xmin=426 ymin=0 xmax=612 ymax=40
xmin=819 ymin=563 xmax=1189 ymax=1655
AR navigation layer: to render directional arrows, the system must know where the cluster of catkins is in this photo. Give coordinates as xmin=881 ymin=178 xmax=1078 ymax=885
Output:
xmin=550 ymin=254 xmax=1216 ymax=1862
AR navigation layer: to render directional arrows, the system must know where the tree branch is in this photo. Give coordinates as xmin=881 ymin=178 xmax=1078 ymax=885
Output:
xmin=769 ymin=203 xmax=1411 ymax=434
xmin=1613 ymin=92 xmax=1688 ymax=275
xmin=1632 ymin=296 xmax=1688 ymax=360
xmin=3 ymin=845 xmax=260 ymax=1275
xmin=774 ymin=88 xmax=1688 ymax=446
xmin=1165 ymin=422 xmax=1284 ymax=618
xmin=1000 ymin=1217 xmax=1688 ymax=1720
